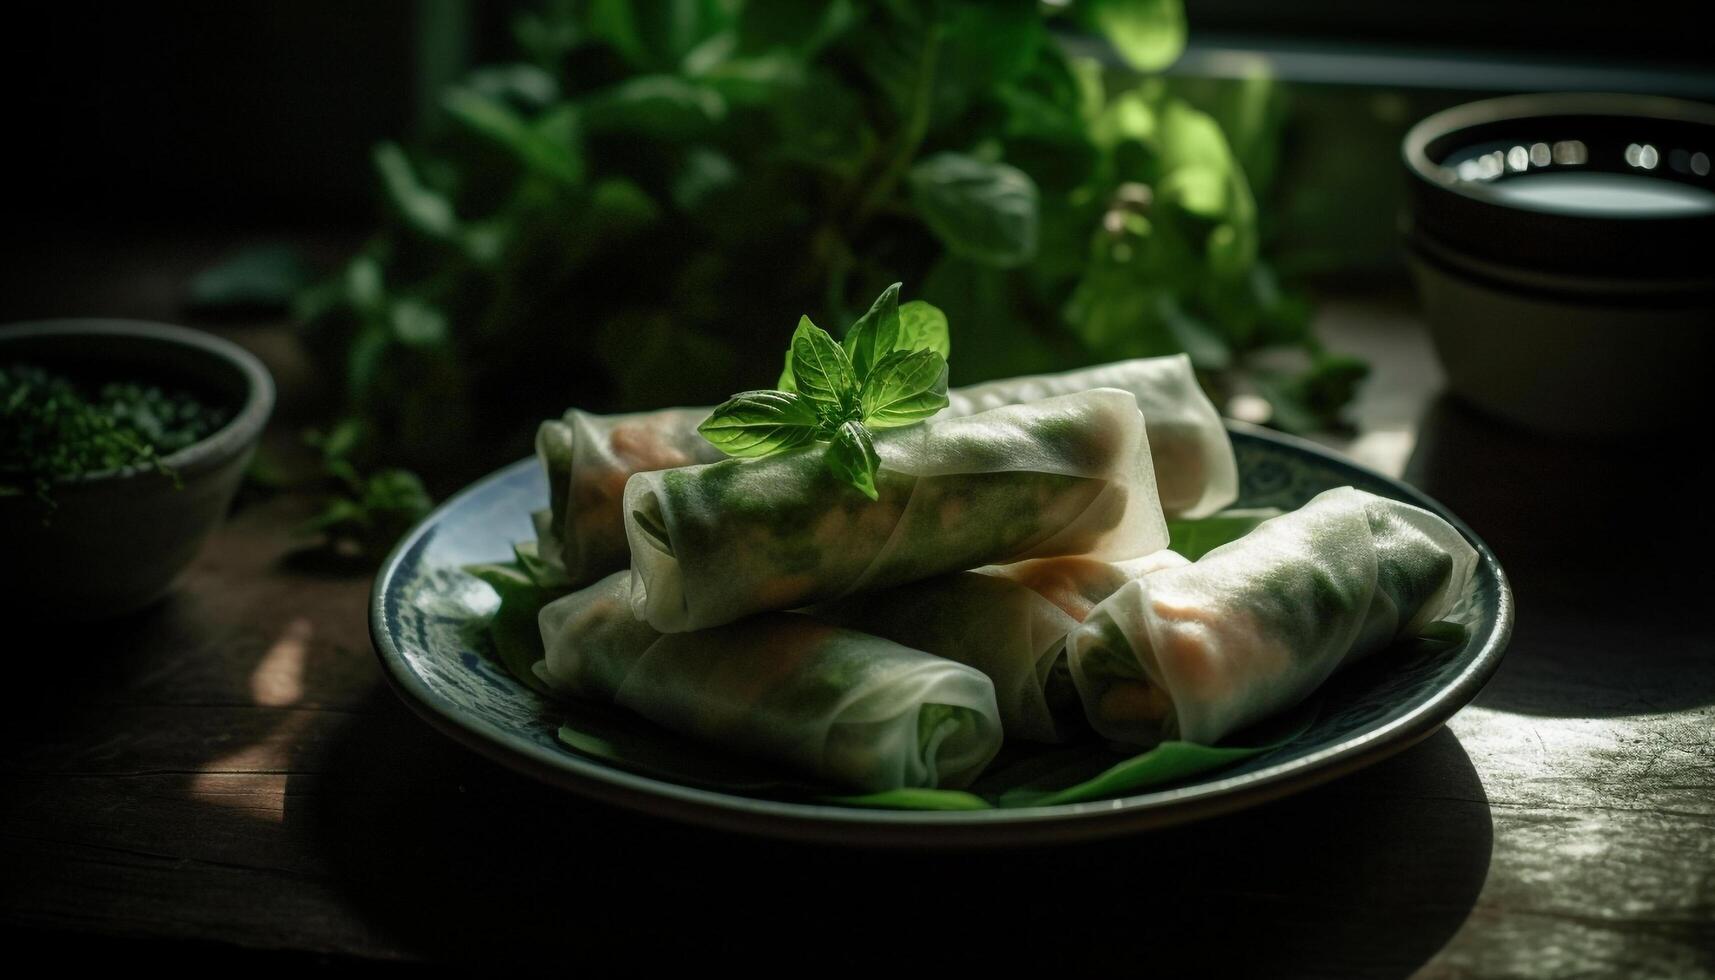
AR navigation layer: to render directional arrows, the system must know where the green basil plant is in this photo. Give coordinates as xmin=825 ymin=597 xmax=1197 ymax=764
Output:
xmin=285 ymin=0 xmax=1361 ymax=485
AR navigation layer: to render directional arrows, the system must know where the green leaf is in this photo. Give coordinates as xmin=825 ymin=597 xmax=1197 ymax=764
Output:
xmin=582 ymin=75 xmax=726 ymax=140
xmin=442 ymin=87 xmax=582 ymax=185
xmin=840 ymin=282 xmax=901 ymax=381
xmin=463 ymin=561 xmax=558 ymax=695
xmin=389 ymin=298 xmax=448 ymax=348
xmin=464 ymin=63 xmax=560 ymax=108
xmin=995 ymin=701 xmax=1314 ymax=807
xmin=824 ymin=788 xmax=992 ymax=811
xmin=1080 ymin=0 xmax=1187 ymax=72
xmin=826 ymin=420 xmax=880 ymax=500
xmin=860 ymin=349 xmax=948 ymax=429
xmin=1166 ymin=508 xmax=1281 ymax=561
xmin=907 ymin=153 xmax=1039 ymax=268
xmin=372 ymin=143 xmax=459 ymax=240
xmin=697 ymin=389 xmax=821 ymax=457
xmin=788 ymin=316 xmax=859 ymax=416
xmin=186 ymin=244 xmax=313 ymax=312
xmin=895 ymin=300 xmax=950 ymax=359
xmin=584 ymin=0 xmax=734 ymax=73
xmin=1159 ymin=165 xmax=1227 ymax=219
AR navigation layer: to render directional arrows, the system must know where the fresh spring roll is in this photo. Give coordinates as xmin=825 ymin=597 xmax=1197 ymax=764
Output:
xmin=945 ymin=354 xmax=1235 ymax=519
xmin=813 ymin=551 xmax=1188 ymax=743
xmin=533 ymin=355 xmax=1234 ymax=584
xmin=624 ymin=388 xmax=1170 ymax=633
xmin=1068 ymin=487 xmax=1477 ymax=747
xmin=533 ymin=407 xmax=725 ymax=583
xmin=535 ymin=573 xmax=1003 ymax=792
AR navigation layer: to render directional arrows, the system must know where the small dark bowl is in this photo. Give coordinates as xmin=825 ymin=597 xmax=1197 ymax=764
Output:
xmin=1402 ymin=93 xmax=1715 ymax=436
xmin=1 ymin=320 xmax=275 ymax=620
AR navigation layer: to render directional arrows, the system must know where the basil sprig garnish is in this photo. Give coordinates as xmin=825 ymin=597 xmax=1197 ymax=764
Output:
xmin=698 ymin=283 xmax=950 ymax=499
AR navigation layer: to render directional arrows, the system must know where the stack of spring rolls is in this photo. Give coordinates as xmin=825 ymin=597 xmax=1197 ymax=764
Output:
xmin=516 ymin=354 xmax=1477 ymax=794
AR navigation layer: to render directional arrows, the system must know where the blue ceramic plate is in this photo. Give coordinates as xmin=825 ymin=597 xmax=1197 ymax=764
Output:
xmin=371 ymin=423 xmax=1513 ymax=845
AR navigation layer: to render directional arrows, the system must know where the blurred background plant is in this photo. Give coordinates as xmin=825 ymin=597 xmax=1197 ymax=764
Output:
xmin=191 ymin=0 xmax=1363 ymax=550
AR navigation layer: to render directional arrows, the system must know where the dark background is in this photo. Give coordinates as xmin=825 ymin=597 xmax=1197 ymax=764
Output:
xmin=7 ymin=1 xmax=1711 ymax=237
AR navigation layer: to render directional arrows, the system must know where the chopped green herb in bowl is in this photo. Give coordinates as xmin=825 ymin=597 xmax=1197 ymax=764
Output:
xmin=1 ymin=363 xmax=230 ymax=505
xmin=0 ymin=319 xmax=274 ymax=620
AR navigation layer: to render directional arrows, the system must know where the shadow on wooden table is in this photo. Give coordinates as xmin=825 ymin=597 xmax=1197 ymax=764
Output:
xmin=1407 ymin=395 xmax=1715 ymax=719
xmin=306 ymin=686 xmax=1494 ymax=975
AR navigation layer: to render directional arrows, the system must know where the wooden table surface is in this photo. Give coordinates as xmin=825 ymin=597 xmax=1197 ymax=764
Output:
xmin=3 ymin=293 xmax=1712 ymax=976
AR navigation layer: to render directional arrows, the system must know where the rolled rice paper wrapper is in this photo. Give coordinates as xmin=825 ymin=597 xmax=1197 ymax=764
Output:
xmin=984 ymin=551 xmax=1191 ymax=623
xmin=536 ymin=573 xmax=1003 ymax=792
xmin=1067 ymin=487 xmax=1477 ymax=747
xmin=946 ymin=354 xmax=1235 ymax=519
xmin=624 ymin=388 xmax=1170 ymax=633
xmin=532 ymin=407 xmax=725 ymax=581
xmin=534 ymin=356 xmax=1234 ymax=585
xmin=813 ymin=550 xmax=1189 ymax=744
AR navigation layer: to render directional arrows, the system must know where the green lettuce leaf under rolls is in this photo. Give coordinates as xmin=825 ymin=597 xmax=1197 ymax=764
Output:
xmin=813 ymin=551 xmax=1189 ymax=743
xmin=536 ymin=573 xmax=1003 ymax=792
xmin=1067 ymin=487 xmax=1477 ymax=747
xmin=624 ymin=388 xmax=1170 ymax=633
xmin=533 ymin=356 xmax=1235 ymax=586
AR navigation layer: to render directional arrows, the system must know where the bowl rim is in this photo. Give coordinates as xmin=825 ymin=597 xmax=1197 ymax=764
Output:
xmin=0 ymin=318 xmax=276 ymax=487
xmin=1402 ymin=91 xmax=1715 ymax=209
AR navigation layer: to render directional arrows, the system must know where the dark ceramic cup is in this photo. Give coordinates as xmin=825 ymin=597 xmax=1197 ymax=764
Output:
xmin=1 ymin=320 xmax=275 ymax=619
xmin=1402 ymin=93 xmax=1715 ymax=436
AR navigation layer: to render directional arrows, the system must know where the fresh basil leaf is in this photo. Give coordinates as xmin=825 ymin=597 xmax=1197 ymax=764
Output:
xmin=1080 ymin=0 xmax=1187 ymax=73
xmin=826 ymin=420 xmax=880 ymax=500
xmin=788 ymin=315 xmax=859 ymax=416
xmin=697 ymin=389 xmax=820 ymax=457
xmin=841 ymin=282 xmax=901 ymax=381
xmin=907 ymin=153 xmax=1039 ymax=268
xmin=896 ymin=300 xmax=950 ymax=359
xmin=860 ymin=349 xmax=948 ymax=429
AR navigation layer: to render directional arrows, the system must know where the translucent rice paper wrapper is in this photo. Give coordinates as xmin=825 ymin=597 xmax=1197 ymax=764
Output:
xmin=533 ymin=355 xmax=1232 ymax=586
xmin=814 ymin=550 xmax=1189 ymax=743
xmin=1068 ymin=487 xmax=1478 ymax=747
xmin=536 ymin=573 xmax=1002 ymax=792
xmin=945 ymin=354 xmax=1236 ymax=519
xmin=624 ymin=388 xmax=1169 ymax=633
xmin=531 ymin=407 xmax=725 ymax=582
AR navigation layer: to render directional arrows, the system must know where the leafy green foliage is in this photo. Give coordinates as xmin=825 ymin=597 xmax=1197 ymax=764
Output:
xmin=295 ymin=419 xmax=434 ymax=558
xmin=292 ymin=0 xmax=1358 ymax=490
xmin=701 ymin=284 xmax=948 ymax=498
